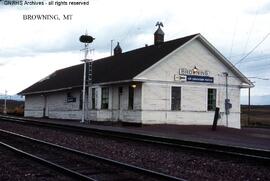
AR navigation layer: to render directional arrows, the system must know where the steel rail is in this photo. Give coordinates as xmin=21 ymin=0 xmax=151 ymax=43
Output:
xmin=0 ymin=128 xmax=186 ymax=181
xmin=0 ymin=141 xmax=96 ymax=181
xmin=1 ymin=115 xmax=270 ymax=163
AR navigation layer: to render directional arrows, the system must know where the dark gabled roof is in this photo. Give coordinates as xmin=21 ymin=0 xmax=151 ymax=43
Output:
xmin=20 ymin=64 xmax=84 ymax=95
xmin=20 ymin=34 xmax=198 ymax=95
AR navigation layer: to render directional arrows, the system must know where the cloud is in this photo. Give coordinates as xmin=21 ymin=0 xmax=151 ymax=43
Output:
xmin=0 ymin=1 xmax=161 ymax=58
xmin=1 ymin=0 xmax=270 ymax=100
xmin=0 ymin=51 xmax=83 ymax=94
xmin=247 ymin=1 xmax=270 ymax=15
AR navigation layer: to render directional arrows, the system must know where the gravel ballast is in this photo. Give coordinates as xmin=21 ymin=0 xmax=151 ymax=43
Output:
xmin=0 ymin=145 xmax=74 ymax=181
xmin=0 ymin=121 xmax=269 ymax=181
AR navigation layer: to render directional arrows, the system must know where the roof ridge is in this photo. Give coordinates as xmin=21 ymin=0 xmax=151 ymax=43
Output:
xmin=110 ymin=33 xmax=200 ymax=57
xmin=49 ymin=33 xmax=200 ymax=73
xmin=19 ymin=33 xmax=200 ymax=94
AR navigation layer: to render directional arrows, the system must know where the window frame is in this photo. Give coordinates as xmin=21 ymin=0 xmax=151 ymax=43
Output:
xmin=207 ymin=88 xmax=217 ymax=111
xmin=101 ymin=87 xmax=109 ymax=109
xmin=171 ymin=86 xmax=181 ymax=111
xmin=66 ymin=92 xmax=76 ymax=103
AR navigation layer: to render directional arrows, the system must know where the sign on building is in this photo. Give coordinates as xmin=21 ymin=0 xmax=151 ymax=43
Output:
xmin=174 ymin=68 xmax=214 ymax=83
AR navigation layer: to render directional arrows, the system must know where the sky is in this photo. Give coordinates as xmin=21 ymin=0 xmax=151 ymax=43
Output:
xmin=0 ymin=0 xmax=270 ymax=104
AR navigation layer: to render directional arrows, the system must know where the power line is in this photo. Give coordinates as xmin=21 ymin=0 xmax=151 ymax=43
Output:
xmin=246 ymin=76 xmax=269 ymax=80
xmin=234 ymin=32 xmax=270 ymax=65
xmin=241 ymin=3 xmax=260 ymax=57
xmin=231 ymin=54 xmax=270 ymax=64
xmin=217 ymin=74 xmax=269 ymax=81
xmin=229 ymin=47 xmax=270 ymax=59
xmin=241 ymin=55 xmax=270 ymax=63
xmin=228 ymin=17 xmax=238 ymax=59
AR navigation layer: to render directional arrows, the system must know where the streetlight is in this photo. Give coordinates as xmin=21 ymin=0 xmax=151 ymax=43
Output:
xmin=192 ymin=66 xmax=198 ymax=74
xmin=79 ymin=33 xmax=94 ymax=123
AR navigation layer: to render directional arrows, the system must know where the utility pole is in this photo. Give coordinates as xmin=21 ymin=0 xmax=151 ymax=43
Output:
xmin=247 ymin=81 xmax=255 ymax=126
xmin=223 ymin=72 xmax=229 ymax=126
xmin=4 ymin=90 xmax=7 ymax=114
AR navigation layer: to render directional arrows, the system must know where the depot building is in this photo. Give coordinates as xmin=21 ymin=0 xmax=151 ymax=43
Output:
xmin=19 ymin=25 xmax=253 ymax=129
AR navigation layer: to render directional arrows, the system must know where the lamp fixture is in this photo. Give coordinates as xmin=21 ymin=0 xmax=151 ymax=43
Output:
xmin=192 ymin=66 xmax=198 ymax=74
xmin=131 ymin=84 xmax=136 ymax=88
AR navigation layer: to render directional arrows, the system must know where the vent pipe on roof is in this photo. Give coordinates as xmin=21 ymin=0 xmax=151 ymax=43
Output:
xmin=154 ymin=22 xmax=164 ymax=45
xmin=114 ymin=42 xmax=122 ymax=55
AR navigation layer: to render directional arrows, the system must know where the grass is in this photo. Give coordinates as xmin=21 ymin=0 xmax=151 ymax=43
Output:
xmin=241 ymin=105 xmax=270 ymax=127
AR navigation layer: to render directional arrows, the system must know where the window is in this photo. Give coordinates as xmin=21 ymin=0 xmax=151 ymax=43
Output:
xmin=208 ymin=89 xmax=216 ymax=111
xmin=128 ymin=86 xmax=134 ymax=110
xmin=92 ymin=88 xmax=96 ymax=109
xmin=67 ymin=92 xmax=76 ymax=103
xmin=171 ymin=87 xmax=181 ymax=110
xmin=101 ymin=87 xmax=109 ymax=109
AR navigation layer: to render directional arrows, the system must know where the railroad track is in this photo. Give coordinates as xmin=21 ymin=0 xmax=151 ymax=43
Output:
xmin=1 ymin=115 xmax=270 ymax=164
xmin=0 ymin=128 xmax=185 ymax=181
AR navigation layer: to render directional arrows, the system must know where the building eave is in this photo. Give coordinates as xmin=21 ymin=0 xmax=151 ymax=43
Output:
xmin=240 ymin=83 xmax=255 ymax=88
xmin=197 ymin=35 xmax=253 ymax=86
xmin=92 ymin=79 xmax=141 ymax=86
xmin=20 ymin=86 xmax=82 ymax=96
xmin=21 ymin=79 xmax=144 ymax=95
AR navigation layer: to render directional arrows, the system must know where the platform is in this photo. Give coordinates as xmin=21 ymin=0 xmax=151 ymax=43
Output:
xmin=10 ymin=116 xmax=269 ymax=150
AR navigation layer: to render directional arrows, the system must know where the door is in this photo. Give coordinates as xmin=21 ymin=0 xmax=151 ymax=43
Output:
xmin=44 ymin=95 xmax=49 ymax=117
xmin=118 ymin=87 xmax=123 ymax=121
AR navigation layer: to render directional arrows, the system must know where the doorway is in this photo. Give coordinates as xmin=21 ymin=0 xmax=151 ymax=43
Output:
xmin=43 ymin=95 xmax=49 ymax=118
xmin=118 ymin=87 xmax=123 ymax=121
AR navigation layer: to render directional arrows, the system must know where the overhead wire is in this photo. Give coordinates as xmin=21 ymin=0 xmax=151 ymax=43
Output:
xmin=241 ymin=55 xmax=270 ymax=62
xmin=234 ymin=32 xmax=270 ymax=65
xmin=228 ymin=14 xmax=239 ymax=59
xmin=229 ymin=47 xmax=270 ymax=59
xmin=217 ymin=73 xmax=269 ymax=81
xmin=241 ymin=4 xmax=259 ymax=57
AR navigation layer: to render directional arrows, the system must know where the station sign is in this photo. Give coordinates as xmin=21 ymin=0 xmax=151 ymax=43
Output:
xmin=179 ymin=68 xmax=210 ymax=76
xmin=174 ymin=75 xmax=187 ymax=82
xmin=174 ymin=68 xmax=214 ymax=83
xmin=186 ymin=75 xmax=214 ymax=83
